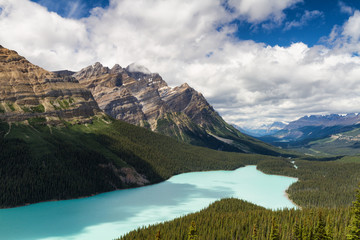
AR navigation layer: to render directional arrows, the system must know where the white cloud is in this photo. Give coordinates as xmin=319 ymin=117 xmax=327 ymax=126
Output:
xmin=1 ymin=0 xmax=360 ymax=128
xmin=227 ymin=0 xmax=302 ymax=24
xmin=339 ymin=1 xmax=354 ymax=15
xmin=0 ymin=0 xmax=94 ymax=70
xmin=284 ymin=10 xmax=323 ymax=31
xmin=342 ymin=10 xmax=360 ymax=42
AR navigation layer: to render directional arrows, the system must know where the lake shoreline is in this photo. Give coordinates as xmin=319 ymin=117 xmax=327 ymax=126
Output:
xmin=0 ymin=164 xmax=249 ymax=210
xmin=0 ymin=164 xmax=301 ymax=210
xmin=254 ymin=165 xmax=300 ymax=209
xmin=0 ymin=165 xmax=299 ymax=240
xmin=284 ymin=191 xmax=301 ymax=209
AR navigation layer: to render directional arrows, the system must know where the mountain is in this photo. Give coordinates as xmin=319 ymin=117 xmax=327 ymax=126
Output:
xmin=0 ymin=46 xmax=284 ymax=208
xmin=0 ymin=45 xmax=100 ymax=123
xmin=260 ymin=113 xmax=360 ymax=155
xmin=73 ymin=62 xmax=284 ymax=155
xmin=262 ymin=113 xmax=360 ymax=142
xmin=236 ymin=121 xmax=287 ymax=137
xmin=285 ymin=113 xmax=360 ymax=129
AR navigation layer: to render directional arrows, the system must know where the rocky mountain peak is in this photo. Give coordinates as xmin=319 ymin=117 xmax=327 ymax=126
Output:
xmin=73 ymin=62 xmax=111 ymax=79
xmin=75 ymin=62 xmax=216 ymax=130
xmin=180 ymin=83 xmax=190 ymax=88
xmin=73 ymin=60 xmax=280 ymax=155
xmin=111 ymin=64 xmax=123 ymax=74
xmin=0 ymin=46 xmax=100 ymax=123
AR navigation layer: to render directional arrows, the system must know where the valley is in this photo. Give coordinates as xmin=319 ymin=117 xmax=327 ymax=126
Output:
xmin=0 ymin=44 xmax=360 ymax=240
xmin=254 ymin=114 xmax=360 ymax=156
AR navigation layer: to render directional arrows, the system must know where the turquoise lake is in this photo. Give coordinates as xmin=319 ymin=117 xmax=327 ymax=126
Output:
xmin=0 ymin=165 xmax=297 ymax=240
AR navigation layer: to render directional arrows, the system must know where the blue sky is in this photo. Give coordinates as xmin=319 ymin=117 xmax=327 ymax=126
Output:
xmin=3 ymin=0 xmax=360 ymax=127
xmin=31 ymin=0 xmax=110 ymax=18
xmin=235 ymin=0 xmax=350 ymax=46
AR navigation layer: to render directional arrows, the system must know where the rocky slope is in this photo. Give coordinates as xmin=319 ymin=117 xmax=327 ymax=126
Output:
xmin=0 ymin=46 xmax=99 ymax=123
xmin=74 ymin=63 xmax=283 ymax=155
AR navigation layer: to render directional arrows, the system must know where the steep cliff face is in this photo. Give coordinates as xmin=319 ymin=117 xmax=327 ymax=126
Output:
xmin=74 ymin=63 xmax=283 ymax=155
xmin=0 ymin=46 xmax=99 ymax=123
xmin=74 ymin=62 xmax=168 ymax=128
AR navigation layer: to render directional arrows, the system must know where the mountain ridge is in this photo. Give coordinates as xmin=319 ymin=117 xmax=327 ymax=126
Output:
xmin=258 ymin=113 xmax=360 ymax=155
xmin=73 ymin=62 xmax=284 ymax=155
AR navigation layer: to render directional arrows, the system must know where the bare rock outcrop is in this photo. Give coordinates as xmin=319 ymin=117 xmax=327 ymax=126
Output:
xmin=74 ymin=62 xmax=220 ymax=131
xmin=0 ymin=46 xmax=100 ymax=123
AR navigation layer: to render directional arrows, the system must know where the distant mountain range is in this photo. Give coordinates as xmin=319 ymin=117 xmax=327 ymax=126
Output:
xmin=235 ymin=121 xmax=287 ymax=137
xmin=253 ymin=113 xmax=360 ymax=155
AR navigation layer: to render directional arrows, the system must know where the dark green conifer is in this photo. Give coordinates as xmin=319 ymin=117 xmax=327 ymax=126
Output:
xmin=347 ymin=185 xmax=360 ymax=239
xmin=188 ymin=220 xmax=198 ymax=240
xmin=293 ymin=220 xmax=302 ymax=240
xmin=155 ymin=230 xmax=161 ymax=240
xmin=252 ymin=223 xmax=258 ymax=240
xmin=314 ymin=211 xmax=328 ymax=240
xmin=270 ymin=218 xmax=280 ymax=240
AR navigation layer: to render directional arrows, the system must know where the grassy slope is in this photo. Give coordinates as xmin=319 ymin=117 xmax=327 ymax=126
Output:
xmin=0 ymin=116 xmax=281 ymax=208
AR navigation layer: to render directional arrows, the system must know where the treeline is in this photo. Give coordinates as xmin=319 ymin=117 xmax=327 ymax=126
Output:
xmin=118 ymin=198 xmax=353 ymax=240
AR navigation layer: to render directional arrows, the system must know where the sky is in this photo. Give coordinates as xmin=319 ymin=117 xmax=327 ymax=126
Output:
xmin=1 ymin=0 xmax=360 ymax=128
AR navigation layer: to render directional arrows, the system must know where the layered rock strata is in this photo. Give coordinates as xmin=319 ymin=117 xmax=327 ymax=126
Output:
xmin=0 ymin=46 xmax=100 ymax=123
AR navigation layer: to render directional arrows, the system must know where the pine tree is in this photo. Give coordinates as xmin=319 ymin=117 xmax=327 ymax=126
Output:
xmin=252 ymin=223 xmax=258 ymax=240
xmin=326 ymin=217 xmax=333 ymax=240
xmin=293 ymin=220 xmax=302 ymax=240
xmin=270 ymin=218 xmax=280 ymax=240
xmin=347 ymin=185 xmax=360 ymax=239
xmin=155 ymin=230 xmax=161 ymax=240
xmin=314 ymin=211 xmax=328 ymax=240
xmin=188 ymin=220 xmax=199 ymax=240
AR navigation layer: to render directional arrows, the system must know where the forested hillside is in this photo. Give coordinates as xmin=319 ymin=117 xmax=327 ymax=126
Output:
xmin=118 ymin=198 xmax=353 ymax=240
xmin=258 ymin=158 xmax=360 ymax=208
xmin=0 ymin=116 xmax=280 ymax=208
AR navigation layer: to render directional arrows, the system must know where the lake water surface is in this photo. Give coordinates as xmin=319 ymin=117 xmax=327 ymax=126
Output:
xmin=0 ymin=165 xmax=297 ymax=240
